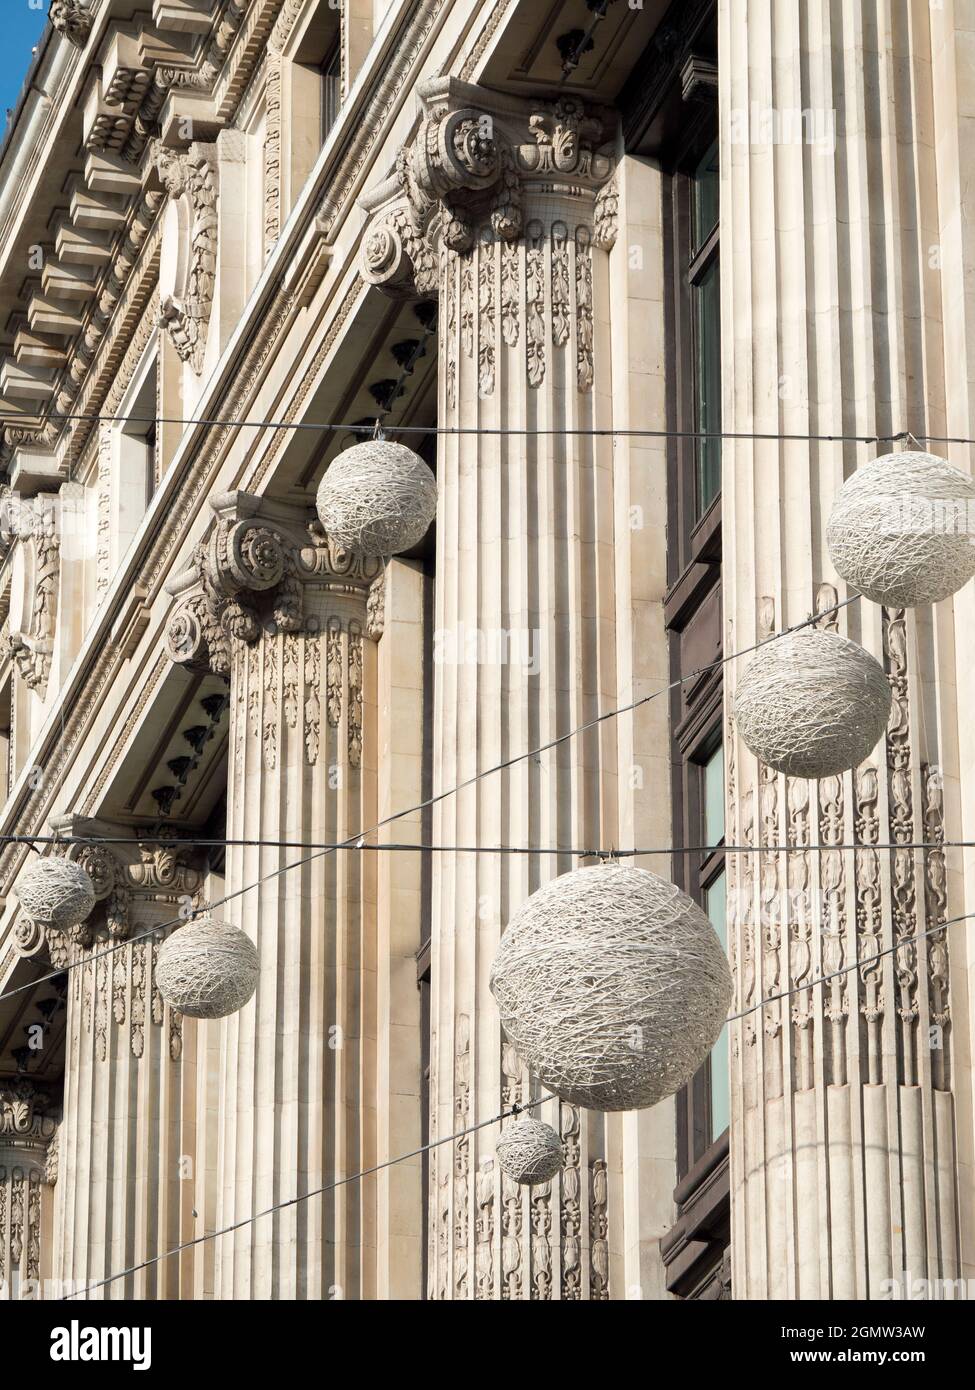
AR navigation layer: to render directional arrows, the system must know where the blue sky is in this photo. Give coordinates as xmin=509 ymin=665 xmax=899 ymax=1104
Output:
xmin=0 ymin=3 xmax=49 ymax=129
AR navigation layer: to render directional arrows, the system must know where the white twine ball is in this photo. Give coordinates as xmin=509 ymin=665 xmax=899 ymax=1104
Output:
xmin=733 ymin=627 xmax=891 ymax=779
xmin=155 ymin=920 xmax=259 ymax=1019
xmin=16 ymin=857 xmax=96 ymax=929
xmin=489 ymin=864 xmax=732 ymax=1113
xmin=827 ymin=450 xmax=975 ymax=606
xmin=495 ymin=1116 xmax=565 ymax=1186
xmin=315 ymin=441 xmax=437 ymax=558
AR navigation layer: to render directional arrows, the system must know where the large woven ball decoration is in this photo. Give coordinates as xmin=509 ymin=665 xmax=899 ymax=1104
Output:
xmin=827 ymin=451 xmax=975 ymax=606
xmin=489 ymin=865 xmax=733 ymax=1112
xmin=733 ymin=628 xmax=891 ymax=779
xmin=16 ymin=857 xmax=96 ymax=929
xmin=155 ymin=920 xmax=259 ymax=1019
xmin=315 ymin=441 xmax=437 ymax=558
xmin=496 ymin=1117 xmax=565 ymax=1186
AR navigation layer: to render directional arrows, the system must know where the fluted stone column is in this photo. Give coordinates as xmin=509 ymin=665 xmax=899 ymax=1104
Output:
xmin=15 ymin=836 xmax=204 ymax=1299
xmin=0 ymin=1080 xmax=57 ymax=1300
xmin=720 ymin=0 xmax=961 ymax=1298
xmin=165 ymin=492 xmax=387 ymax=1299
xmin=362 ymin=78 xmax=620 ymax=1300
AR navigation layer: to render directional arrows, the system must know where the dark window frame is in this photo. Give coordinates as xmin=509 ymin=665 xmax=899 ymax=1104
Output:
xmin=662 ymin=86 xmax=729 ymax=1239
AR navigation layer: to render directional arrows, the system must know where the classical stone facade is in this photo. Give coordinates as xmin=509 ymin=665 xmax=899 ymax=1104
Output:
xmin=0 ymin=0 xmax=972 ymax=1301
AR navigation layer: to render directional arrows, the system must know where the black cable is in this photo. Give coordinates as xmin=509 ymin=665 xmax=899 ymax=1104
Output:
xmin=60 ymin=1092 xmax=553 ymax=1300
xmin=3 ymin=409 xmax=969 ymax=445
xmin=1 ymin=832 xmax=970 ymax=856
xmin=0 ymin=591 xmax=860 ymax=1005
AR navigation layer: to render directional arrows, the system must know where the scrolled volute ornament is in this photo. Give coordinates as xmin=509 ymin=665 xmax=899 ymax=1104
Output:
xmin=165 ymin=596 xmax=210 ymax=670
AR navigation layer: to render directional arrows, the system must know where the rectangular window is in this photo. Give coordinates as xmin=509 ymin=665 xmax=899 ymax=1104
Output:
xmin=693 ymin=257 xmax=721 ymax=517
xmin=697 ymin=736 xmax=728 ymax=1144
xmin=701 ymin=738 xmax=725 ymax=847
xmin=668 ymin=121 xmax=722 ymax=571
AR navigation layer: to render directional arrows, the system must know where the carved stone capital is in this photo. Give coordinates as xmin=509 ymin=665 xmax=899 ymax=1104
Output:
xmin=11 ymin=824 xmax=206 ymax=959
xmin=360 ymin=78 xmax=618 ymax=298
xmin=164 ymin=492 xmax=382 ymax=675
xmin=49 ymin=0 xmax=92 ymax=48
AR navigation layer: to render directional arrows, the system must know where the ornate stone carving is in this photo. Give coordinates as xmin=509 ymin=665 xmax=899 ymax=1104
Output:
xmin=49 ymin=0 xmax=92 ymax=47
xmin=0 ymin=1082 xmax=58 ymax=1286
xmin=0 ymin=1080 xmax=57 ymax=1144
xmin=922 ymin=763 xmax=950 ymax=1086
xmin=156 ymin=144 xmax=218 ymax=374
xmin=359 ymin=79 xmax=616 ymax=302
xmin=8 ymin=496 xmax=60 ymax=698
xmin=165 ymin=493 xmax=381 ymax=677
xmin=589 ymin=1157 xmax=609 ymax=1299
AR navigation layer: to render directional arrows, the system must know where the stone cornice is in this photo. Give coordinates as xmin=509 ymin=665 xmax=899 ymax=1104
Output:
xmin=0 ymin=0 xmax=458 ymax=901
xmin=0 ymin=2 xmax=283 ymax=468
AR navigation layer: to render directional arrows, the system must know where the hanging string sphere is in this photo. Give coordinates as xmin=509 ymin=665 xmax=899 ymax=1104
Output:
xmin=16 ymin=857 xmax=96 ymax=929
xmin=827 ymin=450 xmax=975 ymax=606
xmin=733 ymin=627 xmax=891 ymax=779
xmin=155 ymin=920 xmax=259 ymax=1019
xmin=315 ymin=441 xmax=437 ymax=558
xmin=489 ymin=864 xmax=732 ymax=1113
xmin=495 ymin=1116 xmax=565 ymax=1185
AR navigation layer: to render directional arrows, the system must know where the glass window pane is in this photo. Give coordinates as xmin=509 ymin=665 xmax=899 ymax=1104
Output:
xmin=694 ymin=257 xmax=721 ymax=516
xmin=704 ymin=868 xmax=729 ymax=1138
xmin=702 ymin=742 xmax=725 ymax=847
xmin=692 ymin=141 xmax=719 ymax=251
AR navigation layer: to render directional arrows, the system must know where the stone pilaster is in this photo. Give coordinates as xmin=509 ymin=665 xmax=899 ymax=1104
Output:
xmin=0 ymin=1079 xmax=57 ymax=1300
xmin=165 ymin=491 xmax=387 ymax=1298
xmin=34 ymin=833 xmax=204 ymax=1299
xmin=720 ymin=0 xmax=960 ymax=1298
xmin=362 ymin=78 xmax=620 ymax=1300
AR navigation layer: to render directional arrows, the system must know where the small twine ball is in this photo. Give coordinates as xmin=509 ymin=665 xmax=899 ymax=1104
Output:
xmin=155 ymin=920 xmax=259 ymax=1019
xmin=496 ymin=1116 xmax=565 ymax=1186
xmin=16 ymin=857 xmax=96 ymax=929
xmin=827 ymin=450 xmax=975 ymax=606
xmin=733 ymin=627 xmax=891 ymax=779
xmin=489 ymin=865 xmax=732 ymax=1113
xmin=315 ymin=441 xmax=437 ymax=558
